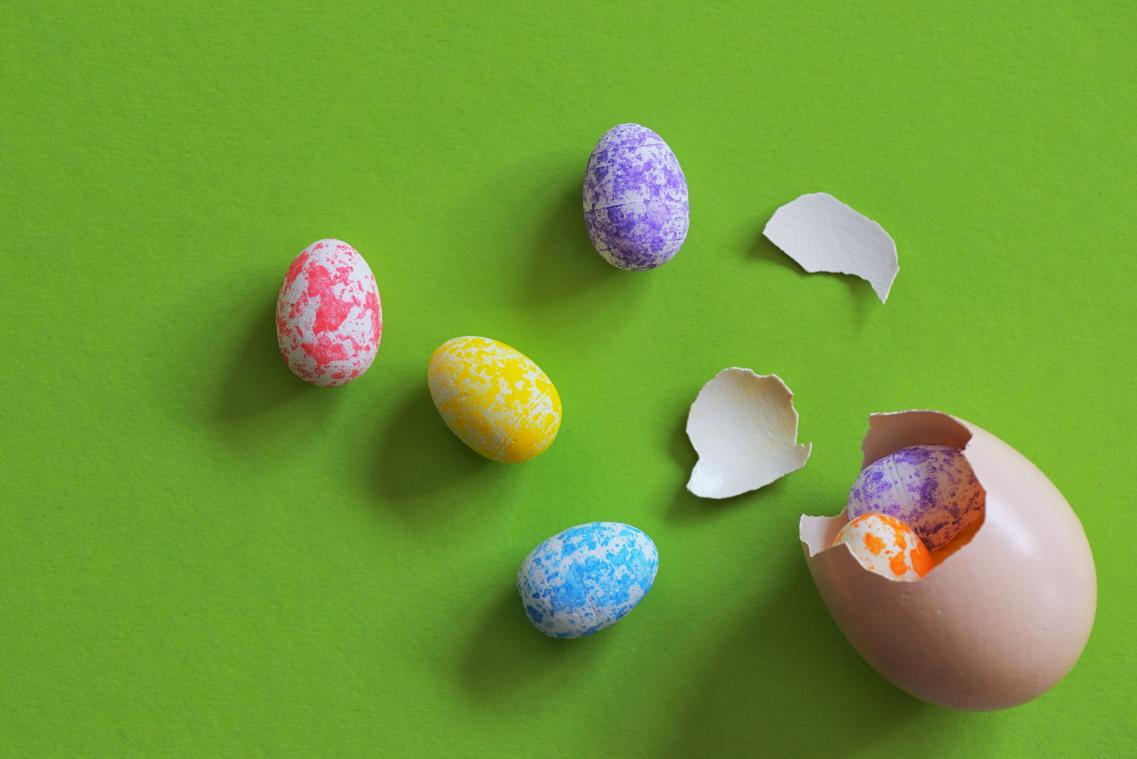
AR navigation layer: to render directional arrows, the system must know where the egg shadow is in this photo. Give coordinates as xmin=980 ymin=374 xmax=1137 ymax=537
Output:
xmin=747 ymin=225 xmax=805 ymax=277
xmin=665 ymin=414 xmax=786 ymax=523
xmin=747 ymin=230 xmax=875 ymax=323
xmin=368 ymin=384 xmax=494 ymax=512
xmin=212 ymin=289 xmax=316 ymax=423
xmin=663 ymin=558 xmax=940 ymax=758
xmin=515 ymin=183 xmax=620 ymax=307
xmin=460 ymin=586 xmax=603 ymax=700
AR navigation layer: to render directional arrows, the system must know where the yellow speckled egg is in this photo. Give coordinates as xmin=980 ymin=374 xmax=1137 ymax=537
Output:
xmin=428 ymin=336 xmax=562 ymax=463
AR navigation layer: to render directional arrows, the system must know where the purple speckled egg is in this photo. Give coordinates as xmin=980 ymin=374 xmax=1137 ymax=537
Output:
xmin=582 ymin=123 xmax=689 ymax=271
xmin=847 ymin=445 xmax=985 ymax=551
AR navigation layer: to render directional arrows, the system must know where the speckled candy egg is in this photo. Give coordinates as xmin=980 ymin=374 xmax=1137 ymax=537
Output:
xmin=517 ymin=522 xmax=659 ymax=638
xmin=427 ymin=336 xmax=561 ymax=463
xmin=832 ymin=513 xmax=932 ymax=581
xmin=582 ymin=123 xmax=689 ymax=271
xmin=847 ymin=444 xmax=984 ymax=550
xmin=276 ymin=239 xmax=382 ymax=386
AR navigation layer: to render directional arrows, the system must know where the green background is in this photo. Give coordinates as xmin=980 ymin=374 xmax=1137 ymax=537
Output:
xmin=3 ymin=1 xmax=1135 ymax=756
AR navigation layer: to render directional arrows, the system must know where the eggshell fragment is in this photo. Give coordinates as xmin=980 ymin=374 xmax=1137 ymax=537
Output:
xmin=582 ymin=123 xmax=689 ymax=271
xmin=428 ymin=336 xmax=561 ymax=463
xmin=276 ymin=238 xmax=382 ymax=386
xmin=517 ymin=522 xmax=659 ymax=638
xmin=801 ymin=411 xmax=1096 ymax=710
xmin=686 ymin=368 xmax=811 ymax=499
xmin=763 ymin=192 xmax=898 ymax=302
xmin=847 ymin=445 xmax=985 ymax=551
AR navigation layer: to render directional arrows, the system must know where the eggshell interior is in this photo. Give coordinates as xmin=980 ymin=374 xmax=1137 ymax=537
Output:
xmin=801 ymin=410 xmax=1096 ymax=710
xmin=685 ymin=368 xmax=811 ymax=499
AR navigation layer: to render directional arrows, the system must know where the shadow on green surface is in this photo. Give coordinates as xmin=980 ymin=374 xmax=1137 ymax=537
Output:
xmin=662 ymin=559 xmax=943 ymax=758
xmin=747 ymin=226 xmax=804 ymax=276
xmin=514 ymin=184 xmax=620 ymax=307
xmin=212 ymin=290 xmax=318 ymax=422
xmin=461 ymin=586 xmax=602 ymax=698
xmin=368 ymin=384 xmax=492 ymax=508
xmin=747 ymin=229 xmax=875 ymax=322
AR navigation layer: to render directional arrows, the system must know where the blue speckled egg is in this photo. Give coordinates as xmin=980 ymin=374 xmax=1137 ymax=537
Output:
xmin=516 ymin=522 xmax=659 ymax=638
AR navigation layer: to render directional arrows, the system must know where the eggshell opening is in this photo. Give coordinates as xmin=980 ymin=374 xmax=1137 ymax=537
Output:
xmin=803 ymin=412 xmax=985 ymax=569
xmin=800 ymin=410 xmax=1096 ymax=710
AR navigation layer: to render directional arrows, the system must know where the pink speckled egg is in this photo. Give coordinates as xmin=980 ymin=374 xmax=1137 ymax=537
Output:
xmin=276 ymin=239 xmax=382 ymax=386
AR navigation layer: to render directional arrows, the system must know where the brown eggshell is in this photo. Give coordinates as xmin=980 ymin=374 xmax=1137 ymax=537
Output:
xmin=801 ymin=410 xmax=1096 ymax=710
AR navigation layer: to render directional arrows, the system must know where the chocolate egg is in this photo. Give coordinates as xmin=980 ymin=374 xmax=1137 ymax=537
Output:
xmin=582 ymin=123 xmax=689 ymax=271
xmin=801 ymin=410 xmax=1096 ymax=710
xmin=428 ymin=336 xmax=561 ymax=463
xmin=276 ymin=238 xmax=382 ymax=386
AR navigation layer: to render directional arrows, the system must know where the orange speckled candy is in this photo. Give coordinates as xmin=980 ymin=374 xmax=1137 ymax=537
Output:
xmin=428 ymin=336 xmax=562 ymax=463
xmin=832 ymin=513 xmax=932 ymax=581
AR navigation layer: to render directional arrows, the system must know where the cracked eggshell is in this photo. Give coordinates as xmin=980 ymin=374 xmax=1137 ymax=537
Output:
xmin=428 ymin=336 xmax=562 ymax=463
xmin=801 ymin=411 xmax=1096 ymax=710
xmin=582 ymin=123 xmax=689 ymax=271
xmin=276 ymin=238 xmax=382 ymax=387
xmin=686 ymin=368 xmax=811 ymax=499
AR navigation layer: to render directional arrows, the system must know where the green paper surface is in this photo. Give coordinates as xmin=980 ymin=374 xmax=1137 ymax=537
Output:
xmin=3 ymin=1 xmax=1135 ymax=755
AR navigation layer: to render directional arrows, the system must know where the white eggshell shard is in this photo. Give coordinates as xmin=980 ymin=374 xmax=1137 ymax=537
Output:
xmin=763 ymin=192 xmax=898 ymax=303
xmin=517 ymin=522 xmax=659 ymax=639
xmin=686 ymin=368 xmax=811 ymax=499
xmin=801 ymin=411 xmax=1097 ymax=710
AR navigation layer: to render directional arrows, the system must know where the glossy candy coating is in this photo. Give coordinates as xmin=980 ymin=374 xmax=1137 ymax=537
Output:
xmin=276 ymin=239 xmax=382 ymax=386
xmin=582 ymin=123 xmax=689 ymax=271
xmin=428 ymin=336 xmax=561 ymax=463
xmin=517 ymin=522 xmax=659 ymax=638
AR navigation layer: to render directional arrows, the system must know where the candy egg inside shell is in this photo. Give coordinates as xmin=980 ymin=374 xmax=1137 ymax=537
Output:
xmin=801 ymin=410 xmax=1096 ymax=710
xmin=832 ymin=513 xmax=932 ymax=582
xmin=847 ymin=444 xmax=985 ymax=551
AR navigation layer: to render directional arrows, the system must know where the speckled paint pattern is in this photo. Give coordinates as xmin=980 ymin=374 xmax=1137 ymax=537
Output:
xmin=582 ymin=123 xmax=689 ymax=271
xmin=276 ymin=238 xmax=382 ymax=387
xmin=428 ymin=336 xmax=562 ymax=463
xmin=832 ymin=513 xmax=932 ymax=581
xmin=517 ymin=522 xmax=659 ymax=638
xmin=847 ymin=445 xmax=985 ymax=551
